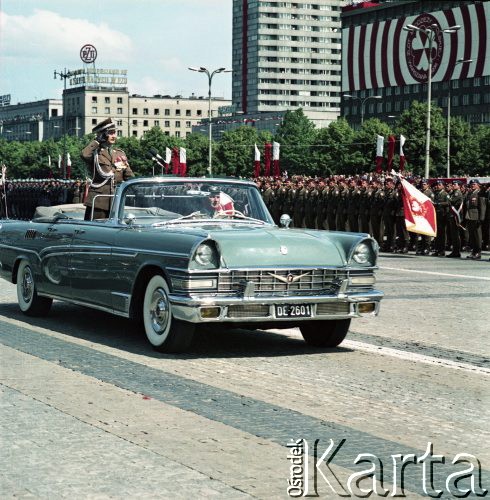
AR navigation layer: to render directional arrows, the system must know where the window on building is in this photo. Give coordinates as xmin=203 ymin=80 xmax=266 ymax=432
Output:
xmin=473 ymin=94 xmax=481 ymax=105
xmin=186 ymin=121 xmax=191 ymax=128
xmin=132 ymin=131 xmax=138 ymax=137
xmin=165 ymin=109 xmax=170 ymax=116
xmin=105 ymin=107 xmax=110 ymax=114
xmin=92 ymin=96 xmax=97 ymax=103
xmin=143 ymin=120 xmax=149 ymax=126
xmin=132 ymin=108 xmax=138 ymax=115
xmin=92 ymin=118 xmax=97 ymax=125
xmin=117 ymin=107 xmax=123 ymax=114
xmin=117 ymin=120 xmax=123 ymax=126
xmin=462 ymin=94 xmax=469 ymax=105
xmin=175 ymin=109 xmax=181 ymax=116
xmin=175 ymin=121 xmax=181 ymax=127
xmin=117 ymin=130 xmax=122 ymax=137
xmin=117 ymin=97 xmax=123 ymax=104
xmin=175 ymin=131 xmax=181 ymax=137
xmin=164 ymin=131 xmax=169 ymax=136
xmin=197 ymin=110 xmax=202 ymax=116
xmin=132 ymin=119 xmax=138 ymax=125
xmin=154 ymin=109 xmax=160 ymax=115
xmin=143 ymin=108 xmax=149 ymax=115
xmin=186 ymin=110 xmax=191 ymax=116
xmin=92 ymin=107 xmax=97 ymax=113
xmin=165 ymin=121 xmax=170 ymax=127
xmin=105 ymin=97 xmax=110 ymax=103
xmin=154 ymin=120 xmax=160 ymax=126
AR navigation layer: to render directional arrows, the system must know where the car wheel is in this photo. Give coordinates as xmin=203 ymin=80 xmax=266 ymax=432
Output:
xmin=142 ymin=274 xmax=195 ymax=353
xmin=300 ymin=319 xmax=351 ymax=347
xmin=16 ymin=260 xmax=52 ymax=317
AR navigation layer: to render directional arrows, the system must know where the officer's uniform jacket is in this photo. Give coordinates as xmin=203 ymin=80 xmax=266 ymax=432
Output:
xmin=464 ymin=189 xmax=486 ymax=221
xmin=81 ymin=140 xmax=134 ymax=212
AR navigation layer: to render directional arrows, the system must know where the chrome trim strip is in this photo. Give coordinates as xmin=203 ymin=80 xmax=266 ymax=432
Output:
xmin=39 ymin=293 xmax=129 ymax=318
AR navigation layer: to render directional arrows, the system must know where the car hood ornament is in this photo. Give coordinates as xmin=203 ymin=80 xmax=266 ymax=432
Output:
xmin=268 ymin=271 xmax=311 ymax=284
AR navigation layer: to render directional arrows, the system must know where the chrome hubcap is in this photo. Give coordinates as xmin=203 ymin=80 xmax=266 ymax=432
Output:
xmin=21 ymin=269 xmax=33 ymax=303
xmin=149 ymin=287 xmax=169 ymax=334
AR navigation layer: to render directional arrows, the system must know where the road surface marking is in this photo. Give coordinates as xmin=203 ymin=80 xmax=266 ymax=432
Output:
xmin=381 ymin=266 xmax=490 ymax=281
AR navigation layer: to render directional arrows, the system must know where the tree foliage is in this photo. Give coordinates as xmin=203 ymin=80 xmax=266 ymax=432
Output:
xmin=0 ymin=103 xmax=488 ymax=180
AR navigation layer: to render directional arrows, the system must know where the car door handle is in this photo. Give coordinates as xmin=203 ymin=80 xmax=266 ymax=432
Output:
xmin=74 ymin=229 xmax=85 ymax=234
xmin=47 ymin=227 xmax=57 ymax=232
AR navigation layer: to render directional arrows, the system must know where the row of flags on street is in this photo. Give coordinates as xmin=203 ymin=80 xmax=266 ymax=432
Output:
xmin=376 ymin=135 xmax=406 ymax=173
xmin=254 ymin=142 xmax=281 ymax=178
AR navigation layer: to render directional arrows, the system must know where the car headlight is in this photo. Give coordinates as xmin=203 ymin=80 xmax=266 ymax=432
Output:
xmin=352 ymin=242 xmax=375 ymax=266
xmin=191 ymin=242 xmax=219 ymax=269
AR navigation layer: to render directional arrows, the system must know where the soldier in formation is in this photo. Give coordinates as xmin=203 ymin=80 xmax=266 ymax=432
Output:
xmin=255 ymin=174 xmax=489 ymax=260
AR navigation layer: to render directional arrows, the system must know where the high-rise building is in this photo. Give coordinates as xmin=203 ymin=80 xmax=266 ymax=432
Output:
xmin=232 ymin=0 xmax=347 ymax=128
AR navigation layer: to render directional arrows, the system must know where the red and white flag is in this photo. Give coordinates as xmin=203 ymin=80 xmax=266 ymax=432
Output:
xmin=272 ymin=141 xmax=280 ymax=177
xmin=399 ymin=135 xmax=406 ymax=172
xmin=400 ymin=177 xmax=436 ymax=237
xmin=375 ymin=135 xmax=384 ymax=173
xmin=172 ymin=147 xmax=180 ymax=175
xmin=254 ymin=144 xmax=261 ymax=178
xmin=387 ymin=135 xmax=395 ymax=172
xmin=58 ymin=154 xmax=62 ymax=170
xmin=210 ymin=191 xmax=235 ymax=214
xmin=66 ymin=153 xmax=72 ymax=179
xmin=165 ymin=147 xmax=171 ymax=174
xmin=179 ymin=147 xmax=187 ymax=177
xmin=264 ymin=142 xmax=272 ymax=177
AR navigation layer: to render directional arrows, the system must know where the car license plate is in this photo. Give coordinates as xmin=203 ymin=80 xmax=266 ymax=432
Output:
xmin=275 ymin=304 xmax=312 ymax=318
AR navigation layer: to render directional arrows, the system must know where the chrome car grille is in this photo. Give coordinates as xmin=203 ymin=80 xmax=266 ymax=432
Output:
xmin=218 ymin=269 xmax=364 ymax=297
xmin=227 ymin=304 xmax=270 ymax=318
xmin=171 ymin=269 xmax=374 ymax=297
xmin=316 ymin=302 xmax=351 ymax=315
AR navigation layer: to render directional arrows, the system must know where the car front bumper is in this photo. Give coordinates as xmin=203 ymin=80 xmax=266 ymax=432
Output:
xmin=169 ymin=290 xmax=384 ymax=323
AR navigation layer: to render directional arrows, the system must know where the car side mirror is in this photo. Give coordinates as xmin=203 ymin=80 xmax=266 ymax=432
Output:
xmin=279 ymin=214 xmax=292 ymax=228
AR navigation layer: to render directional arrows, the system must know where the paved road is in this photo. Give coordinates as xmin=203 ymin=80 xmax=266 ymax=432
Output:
xmin=1 ymin=253 xmax=489 ymax=498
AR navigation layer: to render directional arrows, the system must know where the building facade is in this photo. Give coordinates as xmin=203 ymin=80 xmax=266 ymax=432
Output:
xmin=1 ymin=70 xmax=230 ymax=141
xmin=341 ymin=0 xmax=490 ymax=126
xmin=232 ymin=0 xmax=347 ymax=128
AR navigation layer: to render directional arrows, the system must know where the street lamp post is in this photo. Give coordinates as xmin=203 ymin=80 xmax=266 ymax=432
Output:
xmin=54 ymin=68 xmax=72 ymax=179
xmin=447 ymin=58 xmax=472 ymax=177
xmin=343 ymin=94 xmax=382 ymax=125
xmin=403 ymin=23 xmax=460 ymax=179
xmin=188 ymin=66 xmax=231 ymax=176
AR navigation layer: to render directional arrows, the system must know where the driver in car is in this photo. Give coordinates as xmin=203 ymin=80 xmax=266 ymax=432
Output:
xmin=208 ymin=186 xmax=234 ymax=216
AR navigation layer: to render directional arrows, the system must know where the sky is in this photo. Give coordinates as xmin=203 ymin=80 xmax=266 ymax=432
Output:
xmin=0 ymin=0 xmax=233 ymax=105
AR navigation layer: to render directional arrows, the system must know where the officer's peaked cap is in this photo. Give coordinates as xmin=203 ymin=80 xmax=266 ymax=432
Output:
xmin=92 ymin=117 xmax=116 ymax=134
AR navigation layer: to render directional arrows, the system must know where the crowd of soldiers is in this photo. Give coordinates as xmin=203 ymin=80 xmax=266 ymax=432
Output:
xmin=0 ymin=179 xmax=86 ymax=220
xmin=257 ymin=174 xmax=489 ymax=260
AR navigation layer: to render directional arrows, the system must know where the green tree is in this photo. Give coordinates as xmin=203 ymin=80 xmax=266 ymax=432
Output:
xmin=394 ymin=101 xmax=447 ymax=176
xmin=273 ymin=108 xmax=316 ymax=175
xmin=351 ymin=118 xmax=391 ymax=174
xmin=313 ymin=118 xmax=358 ymax=176
xmin=184 ymin=132 xmax=210 ymax=176
xmin=215 ymin=126 xmax=262 ymax=177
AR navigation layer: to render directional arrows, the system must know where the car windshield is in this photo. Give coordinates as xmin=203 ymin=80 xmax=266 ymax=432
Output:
xmin=118 ymin=180 xmax=273 ymax=226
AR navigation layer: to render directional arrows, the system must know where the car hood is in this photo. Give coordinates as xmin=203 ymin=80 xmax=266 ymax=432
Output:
xmin=206 ymin=226 xmax=346 ymax=267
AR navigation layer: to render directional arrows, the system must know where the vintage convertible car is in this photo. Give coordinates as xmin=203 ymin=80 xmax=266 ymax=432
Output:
xmin=0 ymin=177 xmax=383 ymax=352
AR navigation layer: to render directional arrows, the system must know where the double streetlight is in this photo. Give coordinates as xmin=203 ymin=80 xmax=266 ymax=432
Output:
xmin=403 ymin=22 xmax=461 ymax=179
xmin=343 ymin=94 xmax=382 ymax=125
xmin=447 ymin=58 xmax=472 ymax=177
xmin=188 ymin=66 xmax=231 ymax=176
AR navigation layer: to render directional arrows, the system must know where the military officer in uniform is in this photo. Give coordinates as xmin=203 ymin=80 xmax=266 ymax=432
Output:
xmin=464 ymin=179 xmax=486 ymax=260
xmin=432 ymin=180 xmax=449 ymax=256
xmin=446 ymin=180 xmax=464 ymax=258
xmin=81 ymin=118 xmax=134 ymax=220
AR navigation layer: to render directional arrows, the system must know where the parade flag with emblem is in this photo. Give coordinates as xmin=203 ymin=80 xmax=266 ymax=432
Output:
xmin=273 ymin=141 xmax=280 ymax=177
xmin=400 ymin=177 xmax=437 ymax=237
xmin=179 ymin=147 xmax=187 ymax=177
xmin=215 ymin=192 xmax=235 ymax=213
xmin=387 ymin=135 xmax=395 ymax=172
xmin=254 ymin=144 xmax=261 ymax=178
xmin=165 ymin=147 xmax=171 ymax=174
xmin=375 ymin=135 xmax=384 ymax=173
xmin=399 ymin=135 xmax=406 ymax=172
xmin=171 ymin=147 xmax=180 ymax=175
xmin=264 ymin=142 xmax=272 ymax=177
